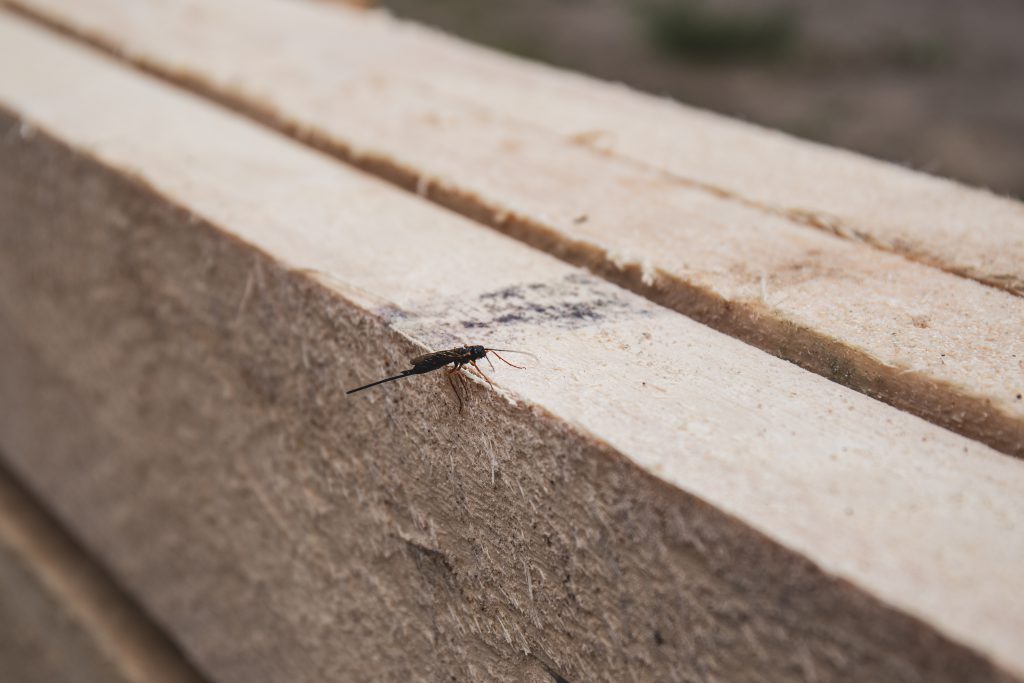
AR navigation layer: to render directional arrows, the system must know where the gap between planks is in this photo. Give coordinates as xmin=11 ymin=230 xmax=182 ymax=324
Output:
xmin=0 ymin=460 xmax=208 ymax=683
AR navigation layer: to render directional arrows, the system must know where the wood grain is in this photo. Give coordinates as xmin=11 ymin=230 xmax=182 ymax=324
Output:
xmin=1 ymin=15 xmax=1022 ymax=682
xmin=6 ymin=0 xmax=1023 ymax=457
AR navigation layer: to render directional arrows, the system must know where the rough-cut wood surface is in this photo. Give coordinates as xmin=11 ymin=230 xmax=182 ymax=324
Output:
xmin=1 ymin=16 xmax=1023 ymax=682
xmin=0 ymin=466 xmax=206 ymax=683
xmin=7 ymin=0 xmax=1023 ymax=458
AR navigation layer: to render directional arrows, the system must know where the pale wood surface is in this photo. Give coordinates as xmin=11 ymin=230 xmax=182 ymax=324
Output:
xmin=0 ymin=467 xmax=205 ymax=683
xmin=7 ymin=0 xmax=1023 ymax=457
xmin=1 ymin=16 xmax=1023 ymax=681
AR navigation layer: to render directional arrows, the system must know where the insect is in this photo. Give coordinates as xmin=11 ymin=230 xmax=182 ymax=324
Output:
xmin=346 ymin=345 xmax=530 ymax=412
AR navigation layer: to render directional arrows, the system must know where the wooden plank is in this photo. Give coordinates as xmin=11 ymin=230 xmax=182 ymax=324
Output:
xmin=1 ymin=16 xmax=1022 ymax=682
xmin=0 ymin=466 xmax=206 ymax=683
xmin=418 ymin=33 xmax=1024 ymax=295
xmin=7 ymin=0 xmax=1023 ymax=458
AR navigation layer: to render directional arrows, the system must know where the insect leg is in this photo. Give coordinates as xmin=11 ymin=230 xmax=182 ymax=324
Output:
xmin=446 ymin=366 xmax=465 ymax=413
xmin=469 ymin=360 xmax=496 ymax=389
xmin=456 ymin=371 xmax=471 ymax=406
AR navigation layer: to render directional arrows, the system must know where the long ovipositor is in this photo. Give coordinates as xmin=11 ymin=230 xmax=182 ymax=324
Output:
xmin=346 ymin=344 xmax=531 ymax=411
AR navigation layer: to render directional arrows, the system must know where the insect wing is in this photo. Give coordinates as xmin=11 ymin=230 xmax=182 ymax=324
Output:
xmin=410 ymin=348 xmax=465 ymax=371
xmin=409 ymin=351 xmax=438 ymax=365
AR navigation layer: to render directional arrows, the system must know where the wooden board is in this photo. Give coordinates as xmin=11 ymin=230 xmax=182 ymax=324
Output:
xmin=7 ymin=0 xmax=1023 ymax=458
xmin=0 ymin=466 xmax=205 ymax=683
xmin=1 ymin=15 xmax=1022 ymax=682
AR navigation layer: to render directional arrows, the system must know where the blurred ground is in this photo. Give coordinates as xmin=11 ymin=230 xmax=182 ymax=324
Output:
xmin=378 ymin=0 xmax=1024 ymax=198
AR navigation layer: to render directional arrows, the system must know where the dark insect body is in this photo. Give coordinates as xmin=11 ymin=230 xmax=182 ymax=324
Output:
xmin=346 ymin=345 xmax=528 ymax=412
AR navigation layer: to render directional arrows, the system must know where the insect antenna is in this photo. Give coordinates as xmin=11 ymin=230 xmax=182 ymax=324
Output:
xmin=484 ymin=348 xmax=537 ymax=369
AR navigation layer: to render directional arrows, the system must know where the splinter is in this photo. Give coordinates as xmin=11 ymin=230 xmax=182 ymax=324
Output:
xmin=346 ymin=345 xmax=530 ymax=411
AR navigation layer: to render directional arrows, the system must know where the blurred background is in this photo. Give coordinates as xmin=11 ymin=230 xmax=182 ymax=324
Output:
xmin=376 ymin=0 xmax=1024 ymax=198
